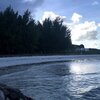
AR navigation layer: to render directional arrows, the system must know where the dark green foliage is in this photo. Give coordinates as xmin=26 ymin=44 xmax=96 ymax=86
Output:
xmin=38 ymin=18 xmax=72 ymax=53
xmin=0 ymin=6 xmax=72 ymax=55
xmin=0 ymin=6 xmax=38 ymax=54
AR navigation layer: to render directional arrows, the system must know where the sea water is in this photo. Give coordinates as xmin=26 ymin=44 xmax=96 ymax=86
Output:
xmin=0 ymin=55 xmax=100 ymax=100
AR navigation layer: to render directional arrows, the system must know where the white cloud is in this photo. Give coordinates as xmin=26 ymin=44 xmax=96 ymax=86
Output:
xmin=98 ymin=23 xmax=100 ymax=27
xmin=42 ymin=11 xmax=66 ymax=21
xmin=71 ymin=13 xmax=82 ymax=23
xmin=66 ymin=12 xmax=100 ymax=48
xmin=40 ymin=11 xmax=66 ymax=24
xmin=69 ymin=12 xmax=100 ymax=48
xmin=70 ymin=21 xmax=98 ymax=41
xmin=92 ymin=1 xmax=99 ymax=5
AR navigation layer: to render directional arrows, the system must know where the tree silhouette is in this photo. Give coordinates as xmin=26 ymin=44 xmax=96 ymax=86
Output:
xmin=38 ymin=17 xmax=72 ymax=53
xmin=0 ymin=6 xmax=72 ymax=55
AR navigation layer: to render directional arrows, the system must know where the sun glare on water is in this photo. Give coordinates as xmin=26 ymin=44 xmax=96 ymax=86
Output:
xmin=69 ymin=61 xmax=97 ymax=75
xmin=71 ymin=64 xmax=82 ymax=74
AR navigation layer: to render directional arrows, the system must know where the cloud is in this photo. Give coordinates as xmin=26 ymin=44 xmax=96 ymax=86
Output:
xmin=71 ymin=13 xmax=82 ymax=23
xmin=98 ymin=23 xmax=100 ymax=27
xmin=92 ymin=1 xmax=99 ymax=5
xmin=70 ymin=21 xmax=98 ymax=41
xmin=41 ymin=11 xmax=66 ymax=21
xmin=68 ymin=12 xmax=100 ymax=48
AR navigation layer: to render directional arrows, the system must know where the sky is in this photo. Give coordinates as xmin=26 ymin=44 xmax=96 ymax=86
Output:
xmin=0 ymin=0 xmax=100 ymax=49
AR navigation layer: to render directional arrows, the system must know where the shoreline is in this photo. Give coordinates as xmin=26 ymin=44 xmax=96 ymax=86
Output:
xmin=0 ymin=53 xmax=100 ymax=58
xmin=0 ymin=55 xmax=100 ymax=68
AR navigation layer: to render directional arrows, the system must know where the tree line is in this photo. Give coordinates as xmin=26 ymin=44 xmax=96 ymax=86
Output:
xmin=0 ymin=6 xmax=72 ymax=55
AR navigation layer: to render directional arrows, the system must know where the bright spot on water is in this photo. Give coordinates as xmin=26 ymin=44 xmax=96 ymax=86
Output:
xmin=70 ymin=64 xmax=82 ymax=74
xmin=69 ymin=60 xmax=98 ymax=74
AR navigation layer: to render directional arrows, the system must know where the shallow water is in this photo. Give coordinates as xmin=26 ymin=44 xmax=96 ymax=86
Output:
xmin=0 ymin=55 xmax=100 ymax=100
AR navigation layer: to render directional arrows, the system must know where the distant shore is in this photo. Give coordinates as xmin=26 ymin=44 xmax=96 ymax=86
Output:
xmin=0 ymin=53 xmax=100 ymax=58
